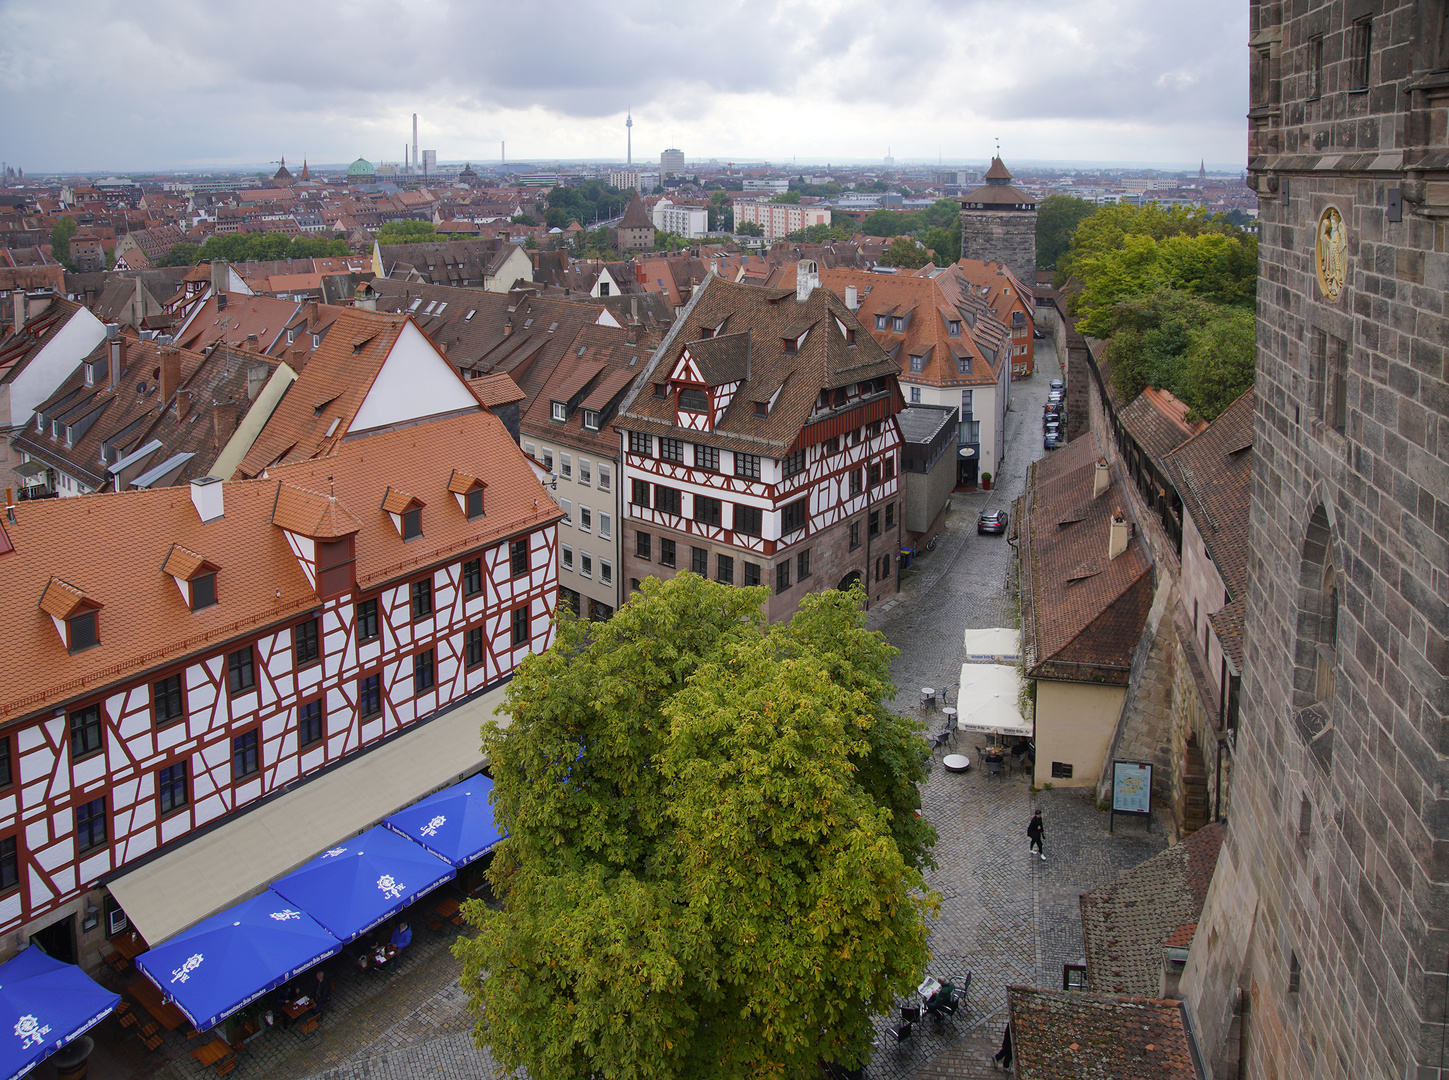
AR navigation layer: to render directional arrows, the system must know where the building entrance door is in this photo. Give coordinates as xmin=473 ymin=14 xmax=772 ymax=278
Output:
xmin=31 ymin=912 xmax=76 ymax=965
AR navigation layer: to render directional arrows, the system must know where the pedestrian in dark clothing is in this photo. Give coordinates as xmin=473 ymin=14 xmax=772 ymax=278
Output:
xmin=1028 ymin=809 xmax=1045 ymax=861
xmin=993 ymin=1023 xmax=1013 ymax=1069
xmin=311 ymin=969 xmax=333 ymax=1019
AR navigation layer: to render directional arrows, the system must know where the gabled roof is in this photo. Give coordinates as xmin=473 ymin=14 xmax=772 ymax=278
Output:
xmin=0 ymin=297 xmax=86 ymax=386
xmin=1119 ymin=387 xmax=1207 ymax=462
xmin=1162 ymin=390 xmax=1253 ymax=658
xmin=1018 ymin=432 xmax=1154 ymax=683
xmin=271 ymin=483 xmax=363 ymax=539
xmin=1008 ymin=987 xmax=1201 ymax=1080
xmin=617 ymin=276 xmax=900 ymax=456
xmin=1080 ymin=822 xmax=1225 ymax=997
xmin=681 ymin=331 xmax=751 ymax=386
xmin=161 ymin=543 xmax=217 ymax=581
xmin=520 ymin=324 xmax=647 ymax=457
xmin=235 ymin=309 xmax=410 ymax=477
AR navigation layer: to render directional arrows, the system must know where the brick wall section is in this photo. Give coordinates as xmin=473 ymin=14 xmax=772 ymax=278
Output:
xmin=1182 ymin=3 xmax=1449 ymax=1078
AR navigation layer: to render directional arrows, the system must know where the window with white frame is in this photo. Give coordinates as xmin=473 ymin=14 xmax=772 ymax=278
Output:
xmin=559 ymin=499 xmax=572 ymax=524
xmin=580 ymin=505 xmax=592 ymax=532
xmin=562 ymin=545 xmax=573 ymax=571
xmin=542 ymin=447 xmax=553 ymax=470
xmin=551 ymin=402 xmax=567 ymax=421
xmin=560 ymin=454 xmax=572 ymax=479
xmin=599 ymin=512 xmax=611 ymax=540
xmin=579 ymin=459 xmax=591 ymax=485
xmin=597 ymin=463 xmax=611 ymax=491
xmin=583 ymin=410 xmax=600 ymax=430
xmin=580 ymin=552 xmax=593 ymax=578
xmin=600 ymin=560 xmax=613 ymax=586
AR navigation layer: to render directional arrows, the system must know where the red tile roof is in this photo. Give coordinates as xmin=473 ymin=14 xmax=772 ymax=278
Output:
xmin=1009 ymin=987 xmax=1201 ymax=1079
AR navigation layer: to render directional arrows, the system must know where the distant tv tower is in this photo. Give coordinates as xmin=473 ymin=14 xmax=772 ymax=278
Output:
xmin=627 ymin=109 xmax=633 ymax=167
xmin=412 ymin=113 xmax=419 ymax=176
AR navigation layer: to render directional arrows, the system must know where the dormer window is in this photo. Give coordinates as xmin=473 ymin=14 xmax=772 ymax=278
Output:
xmin=551 ymin=401 xmax=567 ymax=422
xmin=678 ymin=387 xmax=708 ymax=413
xmin=39 ymin=576 xmax=102 ymax=653
xmin=958 ymin=357 xmax=972 ymax=375
xmin=163 ymin=544 xmax=220 ymax=611
xmin=448 ymin=469 xmax=487 ymax=521
xmin=948 ymin=320 xmax=961 ymax=336
xmin=845 ymin=326 xmax=856 ymax=345
xmin=382 ymin=487 xmax=426 ymax=540
xmin=754 ymin=401 xmax=769 ymax=416
xmin=910 ymin=355 xmax=925 ymax=373
xmin=583 ymin=410 xmax=600 ymax=431
xmin=892 ymin=316 xmax=905 ymax=333
xmin=875 ymin=315 xmax=887 ymax=330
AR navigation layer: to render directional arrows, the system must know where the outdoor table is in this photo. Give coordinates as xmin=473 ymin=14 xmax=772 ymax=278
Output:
xmin=128 ymin=979 xmax=188 ymax=1031
xmin=917 ymin=975 xmax=942 ymax=1001
xmin=433 ymin=897 xmax=462 ymax=921
xmin=112 ymin=931 xmax=148 ymax=962
xmin=370 ymin=944 xmax=399 ymax=967
xmin=282 ymin=996 xmax=313 ymax=1021
xmin=51 ymin=1035 xmax=94 ymax=1080
xmin=943 ymin=754 xmax=971 ymax=772
xmin=921 ymin=687 xmax=937 ymax=711
xmin=190 ymin=1037 xmax=233 ymax=1067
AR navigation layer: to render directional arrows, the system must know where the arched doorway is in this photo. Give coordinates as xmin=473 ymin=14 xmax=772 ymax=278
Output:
xmin=837 ymin=570 xmax=862 ymax=592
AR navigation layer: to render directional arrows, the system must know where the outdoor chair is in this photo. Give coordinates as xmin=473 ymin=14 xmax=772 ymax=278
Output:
xmin=295 ymin=1015 xmax=320 ymax=1039
xmin=103 ymin=950 xmax=129 ymax=975
xmin=986 ymin=758 xmax=1004 ymax=778
xmin=139 ymin=1029 xmax=165 ymax=1054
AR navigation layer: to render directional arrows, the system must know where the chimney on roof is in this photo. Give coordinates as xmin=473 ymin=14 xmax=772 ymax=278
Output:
xmin=796 ymin=259 xmax=819 ymax=303
xmin=213 ymin=401 xmax=238 ymax=449
xmin=177 ymin=389 xmax=193 ymax=420
xmin=190 ymin=475 xmax=224 ymax=523
xmin=132 ymin=275 xmax=145 ymax=326
xmin=844 ymin=284 xmax=858 ymax=310
xmin=247 ymin=362 xmax=269 ymax=401
xmin=245 ymin=334 xmax=259 ymax=351
xmin=1109 ymin=506 xmax=1131 ymax=561
xmin=210 ymin=259 xmax=230 ymax=296
xmin=304 ymin=300 xmax=319 ymax=326
xmin=108 ymin=336 xmax=125 ymax=390
xmin=11 ymin=291 xmax=24 ymax=331
xmin=158 ymin=347 xmax=181 ymax=404
xmin=710 ymin=258 xmax=718 ymax=276
xmin=1094 ymin=457 xmax=1110 ymax=499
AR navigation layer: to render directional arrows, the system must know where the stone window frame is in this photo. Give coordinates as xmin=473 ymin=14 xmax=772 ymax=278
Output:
xmin=1290 ymin=504 xmax=1339 ymax=775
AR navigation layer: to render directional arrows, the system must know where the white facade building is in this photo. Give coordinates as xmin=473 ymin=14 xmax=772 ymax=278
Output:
xmin=742 ymin=179 xmax=790 ymax=194
xmin=651 ymin=199 xmax=709 ymax=239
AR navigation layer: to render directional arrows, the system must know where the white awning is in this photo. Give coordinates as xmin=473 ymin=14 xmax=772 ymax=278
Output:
xmin=106 ymin=682 xmax=510 ymax=945
xmin=956 ymin=663 xmax=1031 ymax=737
xmin=962 ymin=627 xmax=1021 ymax=663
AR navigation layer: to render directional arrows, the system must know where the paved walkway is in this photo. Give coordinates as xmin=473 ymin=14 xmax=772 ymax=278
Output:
xmin=57 ymin=347 xmax=1169 ymax=1080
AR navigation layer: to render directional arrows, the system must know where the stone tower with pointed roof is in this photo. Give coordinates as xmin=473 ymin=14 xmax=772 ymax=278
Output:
xmin=616 ymin=191 xmax=656 ymax=253
xmin=272 ymin=157 xmax=293 ymax=185
xmin=958 ymin=155 xmax=1037 ymax=286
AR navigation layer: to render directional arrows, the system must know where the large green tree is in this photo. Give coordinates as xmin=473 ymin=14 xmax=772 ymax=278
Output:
xmin=1035 ymin=194 xmax=1096 ymax=271
xmin=376 ymin=219 xmax=437 ymax=244
xmin=456 ymin=575 xmax=937 ymax=1080
xmin=879 ymin=235 xmax=930 ymax=269
xmin=50 ymin=217 xmax=78 ymax=268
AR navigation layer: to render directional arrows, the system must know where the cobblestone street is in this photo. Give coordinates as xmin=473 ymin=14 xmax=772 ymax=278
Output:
xmin=54 ymin=343 xmax=1168 ymax=1080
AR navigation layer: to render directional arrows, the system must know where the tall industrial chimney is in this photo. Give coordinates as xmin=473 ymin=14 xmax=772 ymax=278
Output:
xmin=413 ymin=114 xmax=419 ymax=177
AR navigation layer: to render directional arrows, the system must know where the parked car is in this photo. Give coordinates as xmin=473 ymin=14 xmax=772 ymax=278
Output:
xmin=1049 ymin=378 xmax=1064 ymax=390
xmin=1044 ymin=430 xmax=1066 ymax=450
xmin=978 ymin=509 xmax=1008 ymax=535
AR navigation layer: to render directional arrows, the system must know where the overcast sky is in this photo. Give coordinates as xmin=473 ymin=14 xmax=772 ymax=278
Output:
xmin=0 ymin=0 xmax=1249 ymax=174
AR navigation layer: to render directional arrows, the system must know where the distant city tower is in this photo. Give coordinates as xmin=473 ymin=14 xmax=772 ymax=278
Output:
xmin=627 ymin=109 xmax=633 ymax=167
xmin=958 ymin=154 xmax=1038 ymax=286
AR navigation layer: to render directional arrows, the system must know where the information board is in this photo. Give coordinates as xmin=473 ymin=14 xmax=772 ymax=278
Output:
xmin=1109 ymin=760 xmax=1152 ymax=833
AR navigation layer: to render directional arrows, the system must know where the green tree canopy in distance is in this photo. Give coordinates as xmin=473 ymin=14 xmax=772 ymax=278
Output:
xmin=455 ymin=575 xmax=938 ymax=1080
xmin=1035 ymin=194 xmax=1097 ymax=271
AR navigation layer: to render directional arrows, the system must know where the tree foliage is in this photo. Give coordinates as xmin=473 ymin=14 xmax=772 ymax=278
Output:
xmin=770 ymin=190 xmax=802 ymax=204
xmin=859 ymin=199 xmax=958 ymax=240
xmin=1035 ymin=195 xmax=1097 ymax=271
xmin=50 ymin=217 xmax=77 ymax=268
xmin=376 ymin=219 xmax=437 ymax=245
xmin=194 ymin=233 xmax=352 ymax=264
xmin=879 ymin=236 xmax=930 ymax=269
xmin=455 ymin=575 xmax=938 ymax=1080
xmin=734 ymin=220 xmax=764 ymax=237
xmin=547 ymin=182 xmax=631 ymax=227
xmin=1100 ymin=288 xmax=1255 ymax=419
xmin=157 ymin=242 xmax=201 ymax=267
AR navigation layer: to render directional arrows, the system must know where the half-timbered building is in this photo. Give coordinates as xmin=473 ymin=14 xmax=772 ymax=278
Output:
xmin=617 ymin=264 xmax=905 ymax=622
xmin=0 ymin=369 xmax=558 ymax=971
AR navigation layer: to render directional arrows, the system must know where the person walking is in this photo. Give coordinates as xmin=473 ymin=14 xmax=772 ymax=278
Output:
xmin=992 ymin=1023 xmax=1013 ymax=1070
xmin=1028 ymin=809 xmax=1045 ymax=861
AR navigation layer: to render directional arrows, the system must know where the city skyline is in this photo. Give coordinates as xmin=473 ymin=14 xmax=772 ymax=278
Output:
xmin=1 ymin=0 xmax=1248 ymax=173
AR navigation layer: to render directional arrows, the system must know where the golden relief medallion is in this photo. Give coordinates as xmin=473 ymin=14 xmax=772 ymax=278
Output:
xmin=1316 ymin=206 xmax=1347 ymax=300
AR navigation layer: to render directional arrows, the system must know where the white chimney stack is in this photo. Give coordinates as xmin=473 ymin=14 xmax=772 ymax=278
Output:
xmin=1094 ymin=457 xmax=1111 ymax=498
xmin=191 ymin=475 xmax=225 ymax=523
xmin=796 ymin=259 xmax=819 ymax=303
xmin=845 ymin=284 xmax=858 ymax=310
xmin=1109 ymin=506 xmax=1131 ymax=560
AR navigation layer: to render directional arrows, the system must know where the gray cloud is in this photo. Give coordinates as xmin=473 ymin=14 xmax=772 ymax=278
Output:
xmin=0 ymin=0 xmax=1248 ymax=171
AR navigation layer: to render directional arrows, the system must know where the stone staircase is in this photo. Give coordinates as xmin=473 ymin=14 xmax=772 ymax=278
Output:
xmin=1181 ymin=737 xmax=1210 ymax=834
